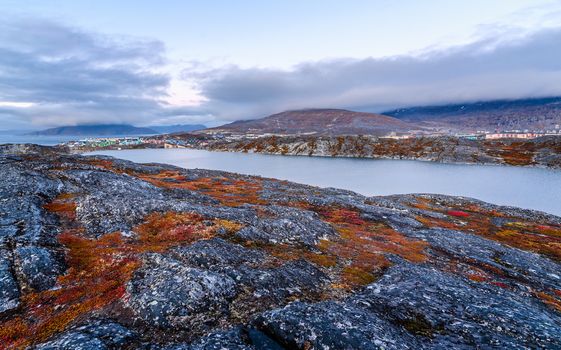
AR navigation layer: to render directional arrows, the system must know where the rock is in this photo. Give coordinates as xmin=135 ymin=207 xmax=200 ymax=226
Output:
xmin=2 ymin=146 xmax=561 ymax=349
xmin=161 ymin=326 xmax=284 ymax=350
xmin=0 ymin=163 xmax=62 ymax=245
xmin=170 ymin=238 xmax=266 ymax=269
xmin=0 ymin=143 xmax=69 ymax=157
xmin=236 ymin=259 xmax=328 ymax=302
xmin=255 ymin=301 xmax=421 ymax=350
xmin=125 ymin=253 xmax=237 ymax=328
xmin=353 ymin=262 xmax=561 ymax=349
xmin=398 ymin=227 xmax=561 ymax=291
xmin=35 ymin=320 xmax=135 ymax=350
xmin=14 ymin=246 xmax=63 ymax=291
xmin=0 ymin=254 xmax=19 ymax=313
xmin=237 ymin=205 xmax=336 ymax=247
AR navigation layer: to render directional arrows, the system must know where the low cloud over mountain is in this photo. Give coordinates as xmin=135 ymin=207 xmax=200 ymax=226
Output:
xmin=189 ymin=27 xmax=561 ymax=120
xmin=2 ymin=17 xmax=561 ymax=128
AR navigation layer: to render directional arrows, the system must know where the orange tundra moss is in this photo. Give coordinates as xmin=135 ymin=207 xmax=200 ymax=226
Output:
xmin=0 ymin=193 xmax=237 ymax=349
xmin=43 ymin=193 xmax=78 ymax=220
xmin=315 ymin=207 xmax=428 ymax=289
xmin=135 ymin=170 xmax=268 ymax=207
xmin=77 ymin=159 xmax=267 ymax=207
xmin=413 ymin=198 xmax=561 ymax=262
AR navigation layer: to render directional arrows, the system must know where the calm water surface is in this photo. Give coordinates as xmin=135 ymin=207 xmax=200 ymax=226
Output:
xmin=0 ymin=134 xmax=156 ymax=145
xmin=87 ymin=149 xmax=561 ymax=216
xmin=0 ymin=135 xmax=85 ymax=145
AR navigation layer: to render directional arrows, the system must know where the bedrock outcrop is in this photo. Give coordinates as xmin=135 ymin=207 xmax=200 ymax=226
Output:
xmin=180 ymin=134 xmax=561 ymax=168
xmin=0 ymin=144 xmax=560 ymax=349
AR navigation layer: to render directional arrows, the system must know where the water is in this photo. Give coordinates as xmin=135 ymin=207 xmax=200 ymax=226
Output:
xmin=0 ymin=134 xmax=86 ymax=145
xmin=87 ymin=148 xmax=561 ymax=216
xmin=0 ymin=134 xmax=156 ymax=145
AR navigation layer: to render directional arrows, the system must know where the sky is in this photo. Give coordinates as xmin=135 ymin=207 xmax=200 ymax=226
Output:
xmin=1 ymin=0 xmax=561 ymax=129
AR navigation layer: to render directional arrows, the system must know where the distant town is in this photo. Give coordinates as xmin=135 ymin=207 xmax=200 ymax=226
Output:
xmin=61 ymin=126 xmax=561 ymax=152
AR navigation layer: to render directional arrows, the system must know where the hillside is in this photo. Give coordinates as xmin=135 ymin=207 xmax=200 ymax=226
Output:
xmin=384 ymin=97 xmax=561 ymax=131
xmin=177 ymin=134 xmax=561 ymax=168
xmin=205 ymin=109 xmax=420 ymax=136
xmin=1 ymin=144 xmax=560 ymax=348
xmin=29 ymin=124 xmax=158 ymax=136
xmin=149 ymin=124 xmax=206 ymax=134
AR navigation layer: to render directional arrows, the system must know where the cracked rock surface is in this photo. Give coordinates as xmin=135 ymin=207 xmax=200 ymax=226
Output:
xmin=0 ymin=144 xmax=560 ymax=349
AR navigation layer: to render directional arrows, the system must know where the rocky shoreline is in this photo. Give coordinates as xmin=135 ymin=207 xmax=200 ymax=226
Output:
xmin=192 ymin=135 xmax=561 ymax=169
xmin=1 ymin=144 xmax=560 ymax=349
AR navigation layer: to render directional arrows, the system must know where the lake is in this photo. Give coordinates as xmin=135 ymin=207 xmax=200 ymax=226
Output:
xmin=87 ymin=148 xmax=561 ymax=216
xmin=0 ymin=134 xmax=156 ymax=145
xmin=0 ymin=134 xmax=86 ymax=145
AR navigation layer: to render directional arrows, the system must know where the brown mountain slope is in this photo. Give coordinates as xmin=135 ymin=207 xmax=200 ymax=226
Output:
xmin=384 ymin=97 xmax=561 ymax=131
xmin=205 ymin=109 xmax=420 ymax=136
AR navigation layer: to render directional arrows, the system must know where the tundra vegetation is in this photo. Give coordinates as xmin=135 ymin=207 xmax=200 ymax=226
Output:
xmin=0 ymin=144 xmax=560 ymax=349
xmin=180 ymin=134 xmax=561 ymax=168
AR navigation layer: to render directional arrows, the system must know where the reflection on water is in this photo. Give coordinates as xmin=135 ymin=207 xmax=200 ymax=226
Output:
xmin=87 ymin=148 xmax=561 ymax=216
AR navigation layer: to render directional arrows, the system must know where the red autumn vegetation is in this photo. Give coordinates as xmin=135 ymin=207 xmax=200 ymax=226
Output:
xmin=8 ymin=159 xmax=556 ymax=347
xmin=0 ymin=192 xmax=236 ymax=349
xmin=447 ymin=210 xmax=470 ymax=217
xmin=410 ymin=196 xmax=561 ymax=312
xmin=134 ymin=170 xmax=268 ymax=207
xmin=316 ymin=207 xmax=428 ymax=288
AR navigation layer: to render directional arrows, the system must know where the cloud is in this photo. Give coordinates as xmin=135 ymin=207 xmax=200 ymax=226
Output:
xmin=0 ymin=18 xmax=203 ymax=128
xmin=185 ymin=26 xmax=561 ymax=120
xmin=3 ymin=17 xmax=561 ymax=128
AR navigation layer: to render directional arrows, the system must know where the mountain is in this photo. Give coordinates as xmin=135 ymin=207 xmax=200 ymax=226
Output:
xmin=29 ymin=124 xmax=158 ymax=136
xmin=148 ymin=124 xmax=206 ymax=134
xmin=384 ymin=97 xmax=561 ymax=131
xmin=0 ymin=129 xmax=37 ymax=135
xmin=205 ymin=109 xmax=420 ymax=136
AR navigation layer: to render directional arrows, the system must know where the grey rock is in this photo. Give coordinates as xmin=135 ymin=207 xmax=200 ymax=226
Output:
xmin=0 ymin=254 xmax=19 ymax=313
xmin=170 ymin=238 xmax=266 ymax=269
xmin=399 ymin=227 xmax=561 ymax=292
xmin=163 ymin=328 xmax=255 ymax=350
xmin=34 ymin=320 xmax=135 ymax=350
xmin=353 ymin=262 xmax=561 ymax=349
xmin=126 ymin=253 xmax=237 ymax=328
xmin=14 ymin=245 xmax=63 ymax=291
xmin=2 ymin=147 xmax=561 ymax=349
xmin=237 ymin=205 xmax=336 ymax=247
xmin=255 ymin=301 xmax=421 ymax=350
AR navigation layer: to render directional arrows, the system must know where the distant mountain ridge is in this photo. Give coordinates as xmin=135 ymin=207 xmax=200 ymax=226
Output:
xmin=29 ymin=124 xmax=157 ymax=136
xmin=204 ymin=109 xmax=420 ymax=136
xmin=383 ymin=97 xmax=561 ymax=131
xmin=149 ymin=124 xmax=206 ymax=134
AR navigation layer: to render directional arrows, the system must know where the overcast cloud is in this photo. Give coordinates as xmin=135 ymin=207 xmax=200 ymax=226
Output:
xmin=189 ymin=27 xmax=561 ymax=120
xmin=0 ymin=18 xmax=194 ymax=128
xmin=2 ymin=17 xmax=561 ymax=128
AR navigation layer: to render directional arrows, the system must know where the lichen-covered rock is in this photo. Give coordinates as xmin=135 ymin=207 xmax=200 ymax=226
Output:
xmin=170 ymin=238 xmax=266 ymax=270
xmin=397 ymin=226 xmax=561 ymax=292
xmin=0 ymin=162 xmax=61 ymax=245
xmin=14 ymin=245 xmax=63 ymax=291
xmin=237 ymin=205 xmax=336 ymax=247
xmin=234 ymin=259 xmax=329 ymax=302
xmin=0 ymin=254 xmax=19 ymax=313
xmin=34 ymin=320 xmax=135 ymax=350
xmin=172 ymin=238 xmax=329 ymax=311
xmin=255 ymin=301 xmax=421 ymax=350
xmin=2 ymin=146 xmax=560 ymax=349
xmin=353 ymin=262 xmax=561 ymax=348
xmin=125 ymin=253 xmax=237 ymax=328
xmin=162 ymin=327 xmax=259 ymax=350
